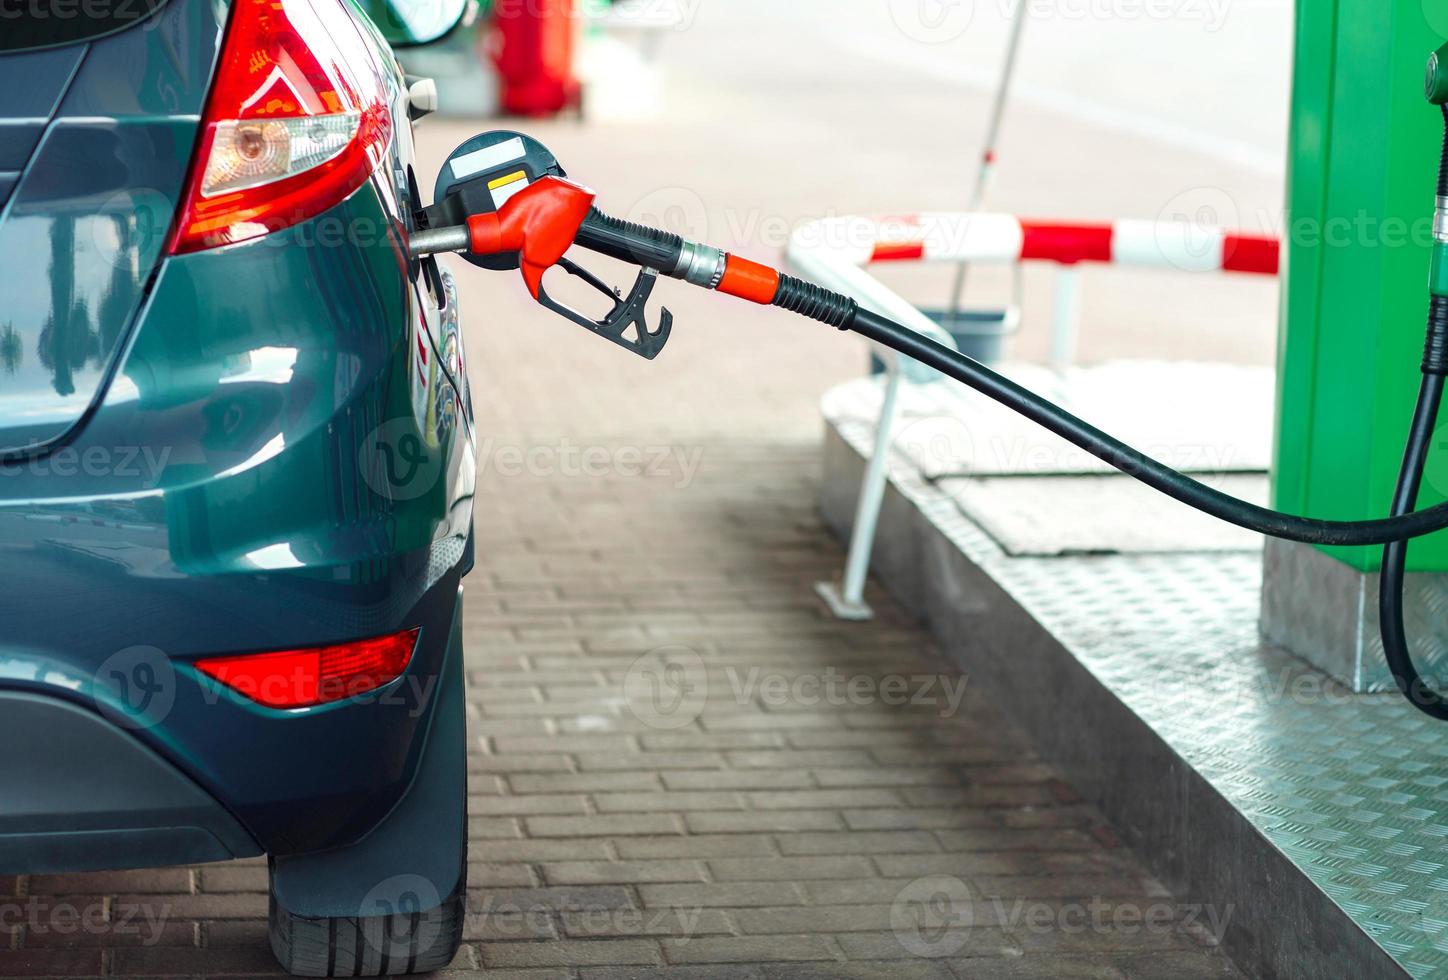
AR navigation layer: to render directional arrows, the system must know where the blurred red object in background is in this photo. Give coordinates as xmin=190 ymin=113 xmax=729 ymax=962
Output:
xmin=490 ymin=0 xmax=581 ymax=117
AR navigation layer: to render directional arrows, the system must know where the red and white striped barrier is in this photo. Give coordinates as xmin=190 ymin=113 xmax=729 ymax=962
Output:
xmin=795 ymin=213 xmax=1279 ymax=621
xmin=784 ymin=212 xmax=1279 ymax=382
xmin=788 ymin=212 xmax=1279 ymax=275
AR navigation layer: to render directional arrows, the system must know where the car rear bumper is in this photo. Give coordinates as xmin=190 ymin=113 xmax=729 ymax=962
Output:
xmin=0 ymin=184 xmax=476 ymax=858
xmin=0 ymin=559 xmax=468 ymax=859
xmin=0 ymin=690 xmax=262 ymax=874
xmin=0 ymin=584 xmax=468 ymax=902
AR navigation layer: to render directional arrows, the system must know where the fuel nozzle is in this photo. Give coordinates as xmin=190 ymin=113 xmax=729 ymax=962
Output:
xmin=1428 ymin=42 xmax=1448 ymax=104
xmin=413 ymin=131 xmax=844 ymax=361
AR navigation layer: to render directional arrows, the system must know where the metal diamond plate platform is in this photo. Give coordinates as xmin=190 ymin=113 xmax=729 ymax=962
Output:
xmin=821 ymin=375 xmax=1448 ymax=980
xmin=998 ymin=555 xmax=1448 ymax=976
xmin=1261 ymin=537 xmax=1448 ymax=694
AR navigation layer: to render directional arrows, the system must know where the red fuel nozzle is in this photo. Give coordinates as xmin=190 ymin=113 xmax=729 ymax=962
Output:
xmin=463 ymin=176 xmax=597 ymax=299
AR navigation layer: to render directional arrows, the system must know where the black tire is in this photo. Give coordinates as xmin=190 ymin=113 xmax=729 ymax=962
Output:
xmin=267 ymin=837 xmax=467 ymax=979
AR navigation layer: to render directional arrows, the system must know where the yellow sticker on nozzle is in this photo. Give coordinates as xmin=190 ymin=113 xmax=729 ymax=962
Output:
xmin=488 ymin=169 xmax=530 ymax=208
xmin=488 ymin=170 xmax=527 ymax=190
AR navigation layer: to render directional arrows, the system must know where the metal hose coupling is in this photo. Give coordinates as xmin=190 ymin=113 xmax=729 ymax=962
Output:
xmin=671 ymin=240 xmax=727 ymax=289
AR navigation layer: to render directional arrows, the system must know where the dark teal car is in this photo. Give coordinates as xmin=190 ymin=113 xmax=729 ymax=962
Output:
xmin=0 ymin=0 xmax=476 ymax=974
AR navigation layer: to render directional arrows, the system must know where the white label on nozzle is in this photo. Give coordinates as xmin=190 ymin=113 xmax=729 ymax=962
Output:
xmin=450 ymin=137 xmax=527 ymax=181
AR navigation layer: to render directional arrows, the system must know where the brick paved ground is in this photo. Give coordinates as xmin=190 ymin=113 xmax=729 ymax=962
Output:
xmin=0 ymin=439 xmax=1245 ymax=978
xmin=445 ymin=443 xmax=1249 ymax=979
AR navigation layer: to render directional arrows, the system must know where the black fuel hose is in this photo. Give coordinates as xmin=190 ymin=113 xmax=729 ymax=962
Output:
xmin=1375 ymin=101 xmax=1448 ymax=720
xmin=1379 ymin=374 xmax=1448 ymax=718
xmin=570 ymin=212 xmax=1448 ymax=548
xmin=848 ymin=305 xmax=1448 ymax=548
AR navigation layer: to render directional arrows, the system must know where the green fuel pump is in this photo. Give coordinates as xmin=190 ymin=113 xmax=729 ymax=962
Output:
xmin=410 ymin=46 xmax=1448 ymax=720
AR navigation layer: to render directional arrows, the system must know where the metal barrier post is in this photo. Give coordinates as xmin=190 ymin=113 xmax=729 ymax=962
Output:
xmin=947 ymin=0 xmax=1030 ymax=321
xmin=1050 ymin=265 xmax=1083 ymax=371
xmin=816 ymin=363 xmax=903 ymax=621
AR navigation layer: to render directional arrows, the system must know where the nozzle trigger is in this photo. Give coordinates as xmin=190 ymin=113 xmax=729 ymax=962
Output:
xmin=536 ymin=258 xmax=673 ymax=360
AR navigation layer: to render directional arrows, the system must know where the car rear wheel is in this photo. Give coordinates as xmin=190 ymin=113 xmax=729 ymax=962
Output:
xmin=267 ymin=870 xmax=465 ymax=977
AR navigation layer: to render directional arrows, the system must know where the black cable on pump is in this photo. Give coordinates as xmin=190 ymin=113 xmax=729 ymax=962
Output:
xmin=1377 ymin=95 xmax=1448 ymax=719
xmin=1379 ymin=375 xmax=1448 ymax=718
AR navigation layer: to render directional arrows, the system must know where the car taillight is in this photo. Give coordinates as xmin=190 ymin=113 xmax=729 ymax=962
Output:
xmin=194 ymin=628 xmax=420 ymax=709
xmin=168 ymin=0 xmax=393 ymax=254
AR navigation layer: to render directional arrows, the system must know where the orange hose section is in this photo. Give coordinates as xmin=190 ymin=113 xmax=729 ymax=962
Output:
xmin=717 ymin=255 xmax=781 ymax=304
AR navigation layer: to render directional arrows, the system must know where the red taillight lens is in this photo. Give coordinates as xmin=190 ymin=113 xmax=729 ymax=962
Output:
xmin=168 ymin=0 xmax=393 ymax=254
xmin=194 ymin=628 xmax=420 ymax=709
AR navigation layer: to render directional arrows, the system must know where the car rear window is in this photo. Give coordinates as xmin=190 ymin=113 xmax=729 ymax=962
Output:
xmin=0 ymin=0 xmax=171 ymax=52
